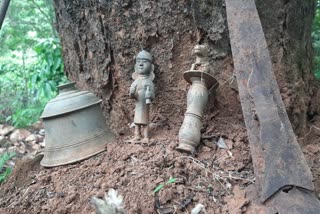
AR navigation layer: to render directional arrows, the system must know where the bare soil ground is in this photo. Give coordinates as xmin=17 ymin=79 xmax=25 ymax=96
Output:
xmin=0 ymin=66 xmax=319 ymax=213
xmin=0 ymin=126 xmax=319 ymax=214
xmin=0 ymin=133 xmax=252 ymax=213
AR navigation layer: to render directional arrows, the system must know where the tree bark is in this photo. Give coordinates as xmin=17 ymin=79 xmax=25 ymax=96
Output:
xmin=53 ymin=0 xmax=318 ymax=136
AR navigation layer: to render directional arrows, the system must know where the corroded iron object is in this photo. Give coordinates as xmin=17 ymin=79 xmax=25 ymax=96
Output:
xmin=177 ymin=45 xmax=218 ymax=153
xmin=40 ymin=82 xmax=115 ymax=167
xmin=225 ymin=0 xmax=320 ymax=211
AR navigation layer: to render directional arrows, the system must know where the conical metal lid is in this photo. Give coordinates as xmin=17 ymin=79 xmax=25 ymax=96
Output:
xmin=41 ymin=82 xmax=102 ymax=118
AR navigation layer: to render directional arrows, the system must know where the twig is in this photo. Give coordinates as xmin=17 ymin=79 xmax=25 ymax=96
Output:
xmin=174 ymin=156 xmax=231 ymax=194
xmin=212 ymin=74 xmax=235 ymax=92
xmin=298 ymin=125 xmax=320 ymax=140
xmin=201 ymin=134 xmax=218 ymax=139
xmin=29 ymin=0 xmax=52 ymax=23
xmin=221 ymin=175 xmax=255 ymax=183
xmin=175 ymin=156 xmax=207 ymax=171
xmin=21 ymin=186 xmax=30 ymax=198
xmin=173 ymin=205 xmax=177 ymax=214
xmin=214 ymin=174 xmax=231 ymax=194
xmin=29 ymin=0 xmax=57 ymax=37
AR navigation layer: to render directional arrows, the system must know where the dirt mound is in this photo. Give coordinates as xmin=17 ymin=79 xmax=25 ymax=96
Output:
xmin=1 ymin=111 xmax=320 ymax=214
xmin=0 ymin=126 xmax=254 ymax=214
xmin=1 ymin=59 xmax=319 ymax=213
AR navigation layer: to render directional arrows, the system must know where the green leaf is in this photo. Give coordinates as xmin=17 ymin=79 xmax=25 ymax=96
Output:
xmin=0 ymin=168 xmax=12 ymax=184
xmin=166 ymin=178 xmax=177 ymax=184
xmin=153 ymin=177 xmax=177 ymax=194
xmin=5 ymin=116 xmax=12 ymax=122
xmin=0 ymin=1 xmax=66 ymax=127
xmin=153 ymin=184 xmax=164 ymax=194
xmin=54 ymin=57 xmax=62 ymax=70
xmin=0 ymin=152 xmax=16 ymax=169
xmin=44 ymin=82 xmax=53 ymax=98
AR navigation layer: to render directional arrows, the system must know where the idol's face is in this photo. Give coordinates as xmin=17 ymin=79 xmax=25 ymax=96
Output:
xmin=135 ymin=58 xmax=152 ymax=75
xmin=193 ymin=45 xmax=207 ymax=56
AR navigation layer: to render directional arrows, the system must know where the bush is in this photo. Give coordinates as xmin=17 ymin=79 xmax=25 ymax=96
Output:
xmin=0 ymin=38 xmax=67 ymax=127
xmin=0 ymin=152 xmax=16 ymax=184
xmin=313 ymin=1 xmax=320 ymax=79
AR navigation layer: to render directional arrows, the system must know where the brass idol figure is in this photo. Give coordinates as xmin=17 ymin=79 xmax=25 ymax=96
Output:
xmin=128 ymin=50 xmax=155 ymax=144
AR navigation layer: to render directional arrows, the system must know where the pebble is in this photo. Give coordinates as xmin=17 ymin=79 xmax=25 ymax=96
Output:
xmin=304 ymin=144 xmax=319 ymax=154
xmin=95 ymin=190 xmax=105 ymax=198
xmin=176 ymin=185 xmax=184 ymax=194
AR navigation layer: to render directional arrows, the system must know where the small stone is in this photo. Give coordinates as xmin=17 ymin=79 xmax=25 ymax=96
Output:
xmin=101 ymin=183 xmax=108 ymax=190
xmin=129 ymin=123 xmax=135 ymax=128
xmin=37 ymin=135 xmax=44 ymax=142
xmin=56 ymin=192 xmax=65 ymax=198
xmin=29 ymin=140 xmax=37 ymax=145
xmin=25 ymin=134 xmax=39 ymax=143
xmin=95 ymin=190 xmax=105 ymax=198
xmin=65 ymin=193 xmax=78 ymax=204
xmin=225 ymin=139 xmax=233 ymax=149
xmin=38 ymin=129 xmax=45 ymax=136
xmin=39 ymin=141 xmax=45 ymax=148
xmin=234 ymin=141 xmax=243 ymax=148
xmin=32 ymin=121 xmax=44 ymax=130
xmin=153 ymin=177 xmax=164 ymax=184
xmin=176 ymin=185 xmax=184 ymax=194
xmin=41 ymin=205 xmax=50 ymax=211
xmin=304 ymin=144 xmax=319 ymax=154
xmin=201 ymin=146 xmax=211 ymax=152
xmin=17 ymin=142 xmax=27 ymax=154
xmin=203 ymin=139 xmax=215 ymax=148
xmin=168 ymin=141 xmax=178 ymax=150
xmin=217 ymin=137 xmax=228 ymax=149
xmin=1 ymin=138 xmax=12 ymax=148
xmin=7 ymin=146 xmax=16 ymax=153
xmin=0 ymin=125 xmax=15 ymax=136
xmin=94 ymin=180 xmax=101 ymax=188
xmin=149 ymin=122 xmax=157 ymax=129
xmin=159 ymin=188 xmax=173 ymax=204
xmin=9 ymin=129 xmax=31 ymax=143
xmin=32 ymin=144 xmax=41 ymax=151
xmin=17 ymin=148 xmax=26 ymax=154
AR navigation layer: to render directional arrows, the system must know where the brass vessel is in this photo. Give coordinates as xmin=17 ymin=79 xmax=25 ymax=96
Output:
xmin=177 ymin=71 xmax=218 ymax=153
xmin=40 ymin=82 xmax=115 ymax=167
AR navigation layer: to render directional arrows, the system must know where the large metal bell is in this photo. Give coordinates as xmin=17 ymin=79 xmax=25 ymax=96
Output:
xmin=40 ymin=82 xmax=115 ymax=167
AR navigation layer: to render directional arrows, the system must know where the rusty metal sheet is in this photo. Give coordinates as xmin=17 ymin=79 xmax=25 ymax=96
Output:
xmin=266 ymin=187 xmax=320 ymax=214
xmin=225 ymin=0 xmax=315 ymax=203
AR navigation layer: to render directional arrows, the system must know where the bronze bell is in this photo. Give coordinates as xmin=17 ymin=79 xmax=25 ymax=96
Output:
xmin=40 ymin=82 xmax=115 ymax=167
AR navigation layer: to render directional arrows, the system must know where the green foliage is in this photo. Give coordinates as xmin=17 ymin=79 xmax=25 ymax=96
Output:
xmin=0 ymin=39 xmax=67 ymax=127
xmin=153 ymin=177 xmax=177 ymax=194
xmin=0 ymin=0 xmax=56 ymax=58
xmin=0 ymin=152 xmax=16 ymax=184
xmin=32 ymin=38 xmax=67 ymax=100
xmin=313 ymin=1 xmax=320 ymax=79
xmin=0 ymin=0 xmax=67 ymax=127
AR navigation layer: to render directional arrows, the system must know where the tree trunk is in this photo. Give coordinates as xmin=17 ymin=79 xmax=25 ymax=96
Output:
xmin=53 ymin=0 xmax=318 ymax=137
